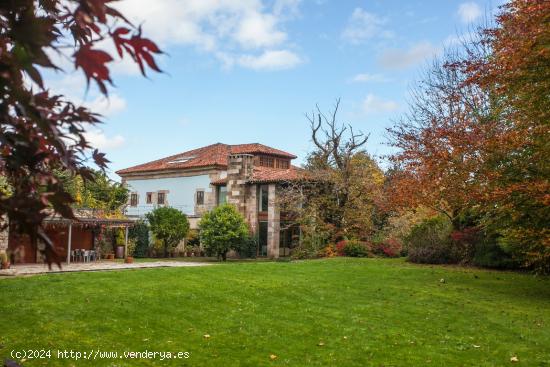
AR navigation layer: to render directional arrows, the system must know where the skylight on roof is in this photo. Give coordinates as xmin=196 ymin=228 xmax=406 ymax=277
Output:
xmin=168 ymin=156 xmax=195 ymax=164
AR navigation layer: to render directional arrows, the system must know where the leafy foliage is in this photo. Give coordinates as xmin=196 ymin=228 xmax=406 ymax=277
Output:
xmin=146 ymin=207 xmax=189 ymax=258
xmin=0 ymin=0 xmax=161 ymax=265
xmin=280 ymin=100 xmax=384 ymax=256
xmin=336 ymin=240 xmax=371 ymax=258
xmin=236 ymin=235 xmax=258 ymax=259
xmin=388 ymin=0 xmax=550 ymax=273
xmin=406 ymin=216 xmax=453 ymax=264
xmin=199 ymin=204 xmax=249 ymax=261
xmin=129 ymin=220 xmax=150 ymax=258
xmin=58 ymin=170 xmax=128 ymax=211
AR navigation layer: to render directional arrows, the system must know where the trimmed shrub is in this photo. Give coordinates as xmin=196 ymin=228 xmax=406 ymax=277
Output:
xmin=406 ymin=216 xmax=453 ymax=264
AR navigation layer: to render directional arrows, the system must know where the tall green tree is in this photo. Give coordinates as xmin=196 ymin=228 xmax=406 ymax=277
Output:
xmin=199 ymin=204 xmax=249 ymax=261
xmin=59 ymin=170 xmax=128 ymax=212
xmin=146 ymin=207 xmax=189 ymax=258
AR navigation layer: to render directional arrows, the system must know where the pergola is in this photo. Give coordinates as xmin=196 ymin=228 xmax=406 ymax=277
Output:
xmin=43 ymin=212 xmax=136 ymax=264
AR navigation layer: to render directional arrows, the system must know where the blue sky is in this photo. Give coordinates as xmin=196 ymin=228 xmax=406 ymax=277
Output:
xmin=47 ymin=0 xmax=502 ymax=179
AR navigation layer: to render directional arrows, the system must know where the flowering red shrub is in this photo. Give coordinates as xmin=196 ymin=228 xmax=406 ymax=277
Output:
xmin=336 ymin=240 xmax=347 ymax=256
xmin=373 ymin=238 xmax=403 ymax=258
xmin=450 ymin=227 xmax=480 ymax=263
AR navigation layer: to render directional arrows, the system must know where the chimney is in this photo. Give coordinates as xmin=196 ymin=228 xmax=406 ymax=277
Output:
xmin=226 ymin=154 xmax=254 ymax=215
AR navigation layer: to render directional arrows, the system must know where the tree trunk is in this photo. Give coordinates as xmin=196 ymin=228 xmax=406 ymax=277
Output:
xmin=164 ymin=239 xmax=168 ymax=258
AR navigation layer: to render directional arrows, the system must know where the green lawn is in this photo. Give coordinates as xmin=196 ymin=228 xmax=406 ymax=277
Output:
xmin=1 ymin=258 xmax=549 ymax=366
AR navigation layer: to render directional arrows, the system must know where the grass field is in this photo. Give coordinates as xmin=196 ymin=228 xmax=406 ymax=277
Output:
xmin=1 ymin=258 xmax=549 ymax=366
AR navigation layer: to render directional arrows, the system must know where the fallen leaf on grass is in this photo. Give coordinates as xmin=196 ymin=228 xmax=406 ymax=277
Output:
xmin=317 ymin=341 xmax=325 ymax=346
xmin=203 ymin=334 xmax=211 ymax=339
xmin=473 ymin=345 xmax=481 ymax=348
xmin=269 ymin=354 xmax=278 ymax=360
xmin=510 ymin=356 xmax=519 ymax=363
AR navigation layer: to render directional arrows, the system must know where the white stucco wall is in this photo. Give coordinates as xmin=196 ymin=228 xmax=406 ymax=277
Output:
xmin=124 ymin=174 xmax=213 ymax=217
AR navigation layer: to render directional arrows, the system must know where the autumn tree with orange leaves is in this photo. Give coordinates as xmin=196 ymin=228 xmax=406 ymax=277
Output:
xmin=0 ymin=0 xmax=162 ymax=265
xmin=388 ymin=0 xmax=550 ymax=272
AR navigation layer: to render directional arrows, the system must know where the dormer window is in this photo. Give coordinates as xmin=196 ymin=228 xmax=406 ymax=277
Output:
xmin=259 ymin=156 xmax=274 ymax=167
xmin=276 ymin=159 xmax=290 ymax=169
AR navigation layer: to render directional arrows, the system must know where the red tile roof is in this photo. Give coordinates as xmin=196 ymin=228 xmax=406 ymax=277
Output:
xmin=211 ymin=165 xmax=307 ymax=185
xmin=249 ymin=165 xmax=307 ymax=184
xmin=116 ymin=143 xmax=297 ymax=175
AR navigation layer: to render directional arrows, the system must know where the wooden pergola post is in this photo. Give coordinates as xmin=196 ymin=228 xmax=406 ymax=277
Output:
xmin=66 ymin=222 xmax=73 ymax=264
xmin=124 ymin=225 xmax=129 ymax=258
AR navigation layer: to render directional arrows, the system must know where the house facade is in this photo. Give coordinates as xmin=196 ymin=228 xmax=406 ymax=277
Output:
xmin=116 ymin=143 xmax=304 ymax=258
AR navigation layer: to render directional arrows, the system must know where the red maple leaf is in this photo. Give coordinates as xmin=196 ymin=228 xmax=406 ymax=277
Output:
xmin=74 ymin=45 xmax=113 ymax=94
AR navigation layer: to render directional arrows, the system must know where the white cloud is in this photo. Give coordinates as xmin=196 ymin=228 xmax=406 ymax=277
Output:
xmin=378 ymin=41 xmax=439 ymax=70
xmin=237 ymin=50 xmax=302 ymax=70
xmin=112 ymin=0 xmax=303 ymax=71
xmin=84 ymin=128 xmax=126 ymax=150
xmin=234 ymin=12 xmax=287 ymax=49
xmin=362 ymin=94 xmax=399 ymax=114
xmin=349 ymin=73 xmax=389 ymax=83
xmin=85 ymin=94 xmax=127 ymax=117
xmin=342 ymin=8 xmax=393 ymax=44
xmin=457 ymin=2 xmax=482 ymax=23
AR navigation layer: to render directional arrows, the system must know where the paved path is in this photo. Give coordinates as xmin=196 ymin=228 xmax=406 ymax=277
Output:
xmin=0 ymin=261 xmax=213 ymax=277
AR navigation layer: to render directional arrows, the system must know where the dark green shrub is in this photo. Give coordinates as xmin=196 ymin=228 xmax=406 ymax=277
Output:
xmin=406 ymin=216 xmax=453 ymax=264
xmin=338 ymin=239 xmax=371 ymax=257
xmin=129 ymin=220 xmax=150 ymax=258
xmin=237 ymin=235 xmax=258 ymax=259
xmin=473 ymin=240 xmax=518 ymax=269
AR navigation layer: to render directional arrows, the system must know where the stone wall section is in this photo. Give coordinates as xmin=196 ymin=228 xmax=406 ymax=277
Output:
xmin=245 ymin=185 xmax=258 ymax=234
xmin=267 ymin=184 xmax=280 ymax=258
xmin=226 ymin=154 xmax=254 ymax=217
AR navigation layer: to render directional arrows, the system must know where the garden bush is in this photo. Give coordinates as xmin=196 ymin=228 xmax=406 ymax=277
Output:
xmin=473 ymin=238 xmax=518 ymax=270
xmin=336 ymin=239 xmax=371 ymax=257
xmin=129 ymin=220 xmax=150 ymax=258
xmin=237 ymin=235 xmax=258 ymax=259
xmin=406 ymin=216 xmax=453 ymax=264
xmin=319 ymin=244 xmax=337 ymax=258
xmin=372 ymin=238 xmax=403 ymax=258
xmin=291 ymin=229 xmax=331 ymax=259
xmin=449 ymin=227 xmax=479 ymax=264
